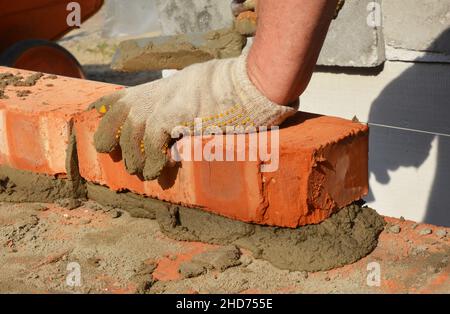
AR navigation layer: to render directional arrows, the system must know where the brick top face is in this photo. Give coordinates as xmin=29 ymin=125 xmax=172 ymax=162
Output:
xmin=277 ymin=113 xmax=368 ymax=150
xmin=0 ymin=67 xmax=121 ymax=117
xmin=0 ymin=67 xmax=121 ymax=175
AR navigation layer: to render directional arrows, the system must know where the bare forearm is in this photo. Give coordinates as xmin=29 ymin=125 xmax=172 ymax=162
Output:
xmin=247 ymin=0 xmax=338 ymax=105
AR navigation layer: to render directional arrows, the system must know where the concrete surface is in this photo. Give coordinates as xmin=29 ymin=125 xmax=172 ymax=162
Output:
xmin=155 ymin=0 xmax=234 ymax=35
xmin=0 ymin=201 xmax=448 ymax=294
xmin=383 ymin=0 xmax=450 ymax=61
xmin=102 ymin=0 xmax=161 ymax=38
xmin=154 ymin=0 xmax=385 ymax=67
xmin=318 ymin=0 xmax=385 ymax=67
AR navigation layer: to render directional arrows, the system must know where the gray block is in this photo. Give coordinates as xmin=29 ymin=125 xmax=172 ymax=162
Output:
xmin=155 ymin=0 xmax=385 ymax=67
xmin=383 ymin=0 xmax=450 ymax=61
xmin=155 ymin=0 xmax=234 ymax=35
xmin=318 ymin=0 xmax=385 ymax=67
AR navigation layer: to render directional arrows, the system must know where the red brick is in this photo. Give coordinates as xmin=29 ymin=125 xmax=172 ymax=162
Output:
xmin=74 ymin=110 xmax=369 ymax=228
xmin=0 ymin=66 xmax=120 ymax=175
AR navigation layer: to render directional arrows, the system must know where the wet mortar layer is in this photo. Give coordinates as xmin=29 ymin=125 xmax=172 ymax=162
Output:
xmin=0 ymin=133 xmax=85 ymax=203
xmin=86 ymin=182 xmax=162 ymax=219
xmin=87 ymin=183 xmax=385 ymax=272
xmin=157 ymin=203 xmax=386 ymax=272
xmin=179 ymin=245 xmax=242 ymax=278
xmin=0 ymin=165 xmax=83 ymax=203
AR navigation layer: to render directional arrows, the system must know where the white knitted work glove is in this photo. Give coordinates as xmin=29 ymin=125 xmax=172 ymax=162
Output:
xmin=90 ymin=53 xmax=298 ymax=180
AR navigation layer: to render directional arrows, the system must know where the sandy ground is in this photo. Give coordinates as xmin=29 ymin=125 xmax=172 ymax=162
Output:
xmin=0 ymin=201 xmax=448 ymax=294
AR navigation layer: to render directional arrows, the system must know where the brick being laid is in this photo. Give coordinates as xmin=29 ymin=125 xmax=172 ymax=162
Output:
xmin=0 ymin=66 xmax=369 ymax=228
xmin=74 ymin=109 xmax=369 ymax=228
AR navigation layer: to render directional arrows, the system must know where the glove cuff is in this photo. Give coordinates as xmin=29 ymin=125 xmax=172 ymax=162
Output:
xmin=232 ymin=53 xmax=299 ymax=127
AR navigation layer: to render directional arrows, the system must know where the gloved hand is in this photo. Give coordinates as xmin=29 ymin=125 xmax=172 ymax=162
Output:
xmin=90 ymin=53 xmax=298 ymax=180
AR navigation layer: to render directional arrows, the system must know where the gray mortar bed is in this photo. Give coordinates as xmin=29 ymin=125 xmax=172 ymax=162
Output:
xmin=0 ymin=158 xmax=385 ymax=272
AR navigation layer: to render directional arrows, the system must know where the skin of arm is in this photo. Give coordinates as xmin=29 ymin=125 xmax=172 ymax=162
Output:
xmin=247 ymin=0 xmax=339 ymax=105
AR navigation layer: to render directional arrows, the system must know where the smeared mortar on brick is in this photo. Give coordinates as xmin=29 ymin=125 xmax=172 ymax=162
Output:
xmin=86 ymin=184 xmax=385 ymax=272
xmin=0 ymin=133 xmax=85 ymax=203
xmin=0 ymin=72 xmax=46 ymax=99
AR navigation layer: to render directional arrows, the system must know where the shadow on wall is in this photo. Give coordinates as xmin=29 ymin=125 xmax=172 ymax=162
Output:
xmin=367 ymin=28 xmax=450 ymax=227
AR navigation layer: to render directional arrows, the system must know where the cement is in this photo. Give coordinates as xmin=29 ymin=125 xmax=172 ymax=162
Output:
xmin=0 ymin=72 xmax=56 ymax=99
xmin=0 ymin=133 xmax=85 ymax=203
xmin=0 ymin=72 xmax=16 ymax=99
xmin=13 ymin=72 xmax=44 ymax=87
xmin=131 ymin=262 xmax=158 ymax=293
xmin=0 ymin=72 xmax=50 ymax=99
xmin=85 ymin=183 xmax=384 ymax=272
xmin=16 ymin=90 xmax=32 ymax=98
xmin=112 ymin=28 xmax=246 ymax=72
xmin=55 ymin=198 xmax=82 ymax=210
xmin=1 ymin=161 xmax=384 ymax=272
xmin=0 ymin=90 xmax=7 ymax=99
xmin=155 ymin=203 xmax=386 ymax=272
xmin=179 ymin=245 xmax=241 ymax=278
xmin=179 ymin=262 xmax=207 ymax=278
xmin=0 ymin=165 xmax=82 ymax=203
xmin=86 ymin=182 xmax=164 ymax=219
xmin=193 ymin=245 xmax=242 ymax=271
xmin=65 ymin=133 xmax=86 ymax=198
xmin=0 ymin=72 xmax=44 ymax=91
